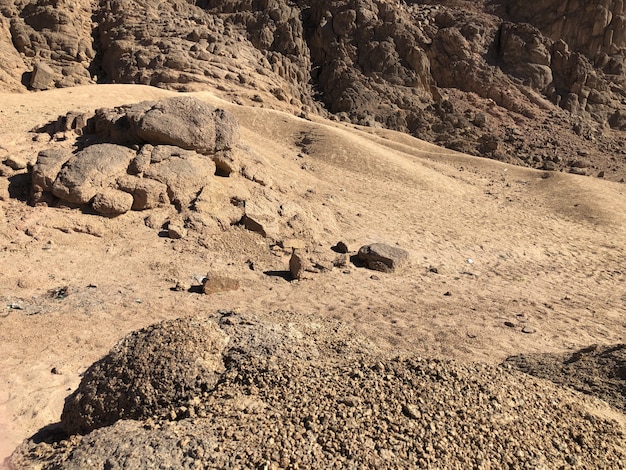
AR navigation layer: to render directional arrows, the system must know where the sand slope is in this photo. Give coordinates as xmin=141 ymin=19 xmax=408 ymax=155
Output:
xmin=1 ymin=85 xmax=625 ymax=461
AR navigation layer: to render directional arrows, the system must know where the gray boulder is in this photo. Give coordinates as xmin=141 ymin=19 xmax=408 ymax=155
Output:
xmin=93 ymin=96 xmax=240 ymax=155
xmin=357 ymin=243 xmax=409 ymax=273
xmin=51 ymin=144 xmax=135 ymax=205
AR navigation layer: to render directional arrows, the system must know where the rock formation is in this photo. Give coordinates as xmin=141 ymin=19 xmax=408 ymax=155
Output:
xmin=3 ymin=1 xmax=626 ymax=179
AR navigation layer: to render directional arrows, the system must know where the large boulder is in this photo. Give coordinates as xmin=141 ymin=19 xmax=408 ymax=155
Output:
xmin=51 ymin=144 xmax=136 ymax=205
xmin=93 ymin=96 xmax=240 ymax=155
xmin=357 ymin=243 xmax=409 ymax=273
xmin=61 ymin=316 xmax=229 ymax=435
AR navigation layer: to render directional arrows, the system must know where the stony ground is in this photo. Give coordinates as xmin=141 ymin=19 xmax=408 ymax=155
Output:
xmin=0 ymin=84 xmax=625 ymax=468
xmin=7 ymin=312 xmax=626 ymax=469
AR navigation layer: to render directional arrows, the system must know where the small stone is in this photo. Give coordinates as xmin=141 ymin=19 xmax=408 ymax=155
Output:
xmin=504 ymin=321 xmax=516 ymax=328
xmin=370 ymin=275 xmax=380 ymax=280
xmin=4 ymin=155 xmax=28 ymax=170
xmin=202 ymin=274 xmax=240 ymax=294
xmin=168 ymin=222 xmax=187 ymax=239
xmin=357 ymin=243 xmax=409 ymax=272
xmin=334 ymin=241 xmax=349 ymax=253
xmin=522 ymin=326 xmax=536 ymax=334
xmin=443 ymin=291 xmax=452 ymax=296
xmin=402 ymin=403 xmax=421 ymax=420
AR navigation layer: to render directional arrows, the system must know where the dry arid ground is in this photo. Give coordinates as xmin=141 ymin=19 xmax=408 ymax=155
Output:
xmin=1 ymin=84 xmax=626 ymax=466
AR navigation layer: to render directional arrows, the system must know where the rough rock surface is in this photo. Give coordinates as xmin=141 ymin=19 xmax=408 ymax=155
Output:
xmin=8 ymin=312 xmax=626 ymax=469
xmin=3 ymin=1 xmax=626 ymax=179
xmin=61 ymin=316 xmax=229 ymax=435
xmin=92 ymin=96 xmax=240 ymax=155
xmin=51 ymin=143 xmax=136 ymax=205
xmin=29 ymin=97 xmax=243 ymax=216
xmin=504 ymin=343 xmax=626 ymax=414
xmin=357 ymin=243 xmax=409 ymax=273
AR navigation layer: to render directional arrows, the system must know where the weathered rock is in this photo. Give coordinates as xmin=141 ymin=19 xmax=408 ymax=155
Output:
xmin=192 ymin=181 xmax=248 ymax=229
xmin=289 ymin=249 xmax=307 ymax=280
xmin=61 ymin=316 xmax=229 ymax=435
xmin=132 ymin=97 xmax=239 ymax=153
xmin=167 ymin=220 xmax=187 ymax=239
xmin=29 ymin=62 xmax=58 ymax=90
xmin=91 ymin=189 xmax=134 ymax=216
xmin=357 ymin=243 xmax=409 ymax=273
xmin=116 ymin=175 xmax=169 ymax=210
xmin=4 ymin=155 xmax=28 ymax=170
xmin=93 ymin=97 xmax=239 ymax=155
xmin=31 ymin=148 xmax=73 ymax=194
xmin=334 ymin=241 xmax=349 ymax=253
xmin=142 ymin=149 xmax=215 ymax=210
xmin=51 ymin=144 xmax=135 ymax=205
xmin=241 ymin=196 xmax=279 ymax=239
xmin=202 ymin=274 xmax=240 ymax=294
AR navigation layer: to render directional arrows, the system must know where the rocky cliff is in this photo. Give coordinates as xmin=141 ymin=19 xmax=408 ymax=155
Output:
xmin=2 ymin=0 xmax=626 ymax=179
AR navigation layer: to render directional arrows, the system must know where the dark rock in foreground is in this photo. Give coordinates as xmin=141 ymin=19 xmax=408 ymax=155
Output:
xmin=504 ymin=343 xmax=626 ymax=414
xmin=357 ymin=243 xmax=409 ymax=272
xmin=7 ymin=312 xmax=626 ymax=469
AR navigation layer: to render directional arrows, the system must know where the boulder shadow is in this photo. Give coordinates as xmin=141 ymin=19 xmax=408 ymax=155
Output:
xmin=29 ymin=422 xmax=68 ymax=445
xmin=8 ymin=173 xmax=31 ymax=202
xmin=349 ymin=254 xmax=365 ymax=268
xmin=263 ymin=270 xmax=292 ymax=281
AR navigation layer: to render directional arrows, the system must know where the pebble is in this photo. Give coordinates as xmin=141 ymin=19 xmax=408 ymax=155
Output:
xmin=522 ymin=326 xmax=536 ymax=334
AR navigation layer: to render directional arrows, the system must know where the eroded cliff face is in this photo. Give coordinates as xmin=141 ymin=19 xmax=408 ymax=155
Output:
xmin=2 ymin=0 xmax=626 ymax=179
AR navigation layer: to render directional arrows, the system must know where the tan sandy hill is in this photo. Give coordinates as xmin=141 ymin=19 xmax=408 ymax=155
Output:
xmin=0 ymin=84 xmax=625 ymax=467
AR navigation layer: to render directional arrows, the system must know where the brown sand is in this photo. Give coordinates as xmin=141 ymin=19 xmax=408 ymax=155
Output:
xmin=1 ymin=85 xmax=625 ymax=460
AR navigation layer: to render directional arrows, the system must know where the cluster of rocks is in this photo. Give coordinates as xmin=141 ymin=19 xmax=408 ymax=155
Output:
xmin=26 ymin=95 xmax=339 ymax=245
xmin=30 ymin=96 xmax=240 ymax=221
xmin=7 ymin=311 xmax=626 ymax=468
xmin=3 ymin=1 xmax=626 ymax=179
xmin=286 ymin=242 xmax=409 ymax=281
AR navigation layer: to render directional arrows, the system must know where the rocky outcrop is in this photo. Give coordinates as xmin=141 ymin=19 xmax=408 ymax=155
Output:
xmin=3 ymin=1 xmax=626 ymax=179
xmin=30 ymin=96 xmax=239 ymax=215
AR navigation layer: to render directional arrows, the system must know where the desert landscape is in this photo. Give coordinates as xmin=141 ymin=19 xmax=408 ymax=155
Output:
xmin=1 ymin=0 xmax=626 ymax=468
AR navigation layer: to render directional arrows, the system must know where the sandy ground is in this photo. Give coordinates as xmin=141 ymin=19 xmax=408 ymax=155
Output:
xmin=1 ymin=85 xmax=625 ymax=461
